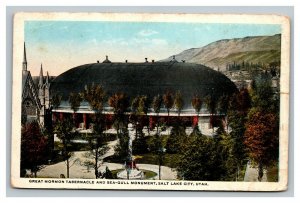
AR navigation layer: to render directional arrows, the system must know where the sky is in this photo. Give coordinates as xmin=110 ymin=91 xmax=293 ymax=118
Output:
xmin=24 ymin=21 xmax=281 ymax=76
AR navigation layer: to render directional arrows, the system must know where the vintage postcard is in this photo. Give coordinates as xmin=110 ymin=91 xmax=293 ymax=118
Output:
xmin=11 ymin=13 xmax=290 ymax=191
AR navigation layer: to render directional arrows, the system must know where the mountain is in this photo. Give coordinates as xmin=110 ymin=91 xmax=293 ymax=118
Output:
xmin=161 ymin=34 xmax=281 ymax=71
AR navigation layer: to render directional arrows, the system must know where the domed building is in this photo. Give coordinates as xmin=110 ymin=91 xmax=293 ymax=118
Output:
xmin=50 ymin=56 xmax=237 ymax=132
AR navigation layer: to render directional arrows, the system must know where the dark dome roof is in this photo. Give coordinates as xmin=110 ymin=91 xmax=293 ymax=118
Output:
xmin=50 ymin=62 xmax=237 ymax=108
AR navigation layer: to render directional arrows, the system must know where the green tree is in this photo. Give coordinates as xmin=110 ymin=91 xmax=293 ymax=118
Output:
xmin=54 ymin=118 xmax=78 ymax=178
xmin=151 ymin=95 xmax=164 ymax=179
xmin=21 ymin=121 xmax=49 ymax=177
xmin=152 ymin=94 xmax=163 ymax=134
xmin=108 ymin=93 xmax=129 ymax=136
xmin=204 ymin=95 xmax=217 ymax=133
xmin=174 ymin=91 xmax=184 ymax=116
xmin=191 ymin=94 xmax=203 ymax=130
xmin=245 ymin=75 xmax=279 ymax=181
xmin=69 ymin=92 xmax=82 ymax=124
xmin=130 ymin=95 xmax=149 ymax=154
xmin=177 ymin=135 xmax=225 ymax=181
xmin=227 ymin=88 xmax=251 ymax=180
xmin=218 ymin=131 xmax=239 ymax=180
xmin=163 ymin=90 xmax=174 ymax=125
xmin=138 ymin=95 xmax=149 ymax=115
xmin=114 ymin=128 xmax=130 ymax=161
xmin=82 ymin=83 xmax=106 ymax=112
xmin=191 ymin=95 xmax=202 ymax=116
xmin=82 ymin=84 xmax=108 ymax=178
xmin=138 ymin=95 xmax=150 ymax=135
xmin=153 ymin=133 xmax=164 ymax=180
xmin=52 ymin=94 xmax=62 ymax=109
xmin=250 ymin=75 xmax=279 ymax=114
xmin=217 ymin=94 xmax=229 ymax=130
xmin=130 ymin=96 xmax=140 ymax=138
xmin=166 ymin=125 xmax=187 ymax=154
xmin=132 ymin=130 xmax=148 ymax=154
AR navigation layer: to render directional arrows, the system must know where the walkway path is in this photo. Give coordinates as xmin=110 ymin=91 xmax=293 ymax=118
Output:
xmin=243 ymin=161 xmax=267 ymax=182
xmin=37 ymin=140 xmax=177 ymax=180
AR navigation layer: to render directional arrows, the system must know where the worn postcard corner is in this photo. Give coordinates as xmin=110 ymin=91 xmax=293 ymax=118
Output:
xmin=11 ymin=12 xmax=290 ymax=191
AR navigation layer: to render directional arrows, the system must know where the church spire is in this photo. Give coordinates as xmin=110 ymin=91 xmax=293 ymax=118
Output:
xmin=39 ymin=63 xmax=44 ymax=88
xmin=46 ymin=71 xmax=49 ymax=84
xmin=23 ymin=42 xmax=27 ymax=71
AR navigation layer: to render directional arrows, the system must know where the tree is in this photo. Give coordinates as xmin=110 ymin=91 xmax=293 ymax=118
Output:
xmin=217 ymin=94 xmax=229 ymax=130
xmin=52 ymin=94 xmax=62 ymax=109
xmin=250 ymin=75 xmax=278 ymax=114
xmin=227 ymin=88 xmax=251 ymax=180
xmin=151 ymin=95 xmax=164 ymax=179
xmin=174 ymin=91 xmax=184 ymax=116
xmin=82 ymin=84 xmax=108 ymax=178
xmin=21 ymin=121 xmax=49 ymax=177
xmin=244 ymin=111 xmax=279 ymax=181
xmin=82 ymin=83 xmax=106 ymax=112
xmin=132 ymin=130 xmax=148 ymax=154
xmin=82 ymin=139 xmax=109 ymax=179
xmin=130 ymin=96 xmax=140 ymax=138
xmin=69 ymin=92 xmax=82 ymax=124
xmin=138 ymin=95 xmax=150 ymax=135
xmin=51 ymin=94 xmax=62 ymax=125
xmin=166 ymin=125 xmax=187 ymax=154
xmin=177 ymin=135 xmax=225 ymax=181
xmin=109 ymin=93 xmax=130 ymax=164
xmin=108 ymin=93 xmax=129 ymax=136
xmin=191 ymin=94 xmax=203 ymax=130
xmin=191 ymin=95 xmax=202 ymax=117
xmin=152 ymin=94 xmax=163 ymax=134
xmin=138 ymin=95 xmax=149 ymax=116
xmin=54 ymin=118 xmax=78 ymax=178
xmin=244 ymin=76 xmax=279 ymax=181
xmin=204 ymin=95 xmax=217 ymax=133
xmin=163 ymin=90 xmax=174 ymax=125
xmin=108 ymin=92 xmax=129 ymax=116
xmin=130 ymin=95 xmax=149 ymax=154
xmin=153 ymin=133 xmax=164 ymax=180
xmin=114 ymin=128 xmax=130 ymax=161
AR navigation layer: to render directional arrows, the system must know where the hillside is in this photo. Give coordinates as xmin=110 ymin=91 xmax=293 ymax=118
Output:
xmin=161 ymin=34 xmax=281 ymax=71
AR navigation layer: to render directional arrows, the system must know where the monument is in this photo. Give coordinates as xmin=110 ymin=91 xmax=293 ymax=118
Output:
xmin=117 ymin=123 xmax=144 ymax=179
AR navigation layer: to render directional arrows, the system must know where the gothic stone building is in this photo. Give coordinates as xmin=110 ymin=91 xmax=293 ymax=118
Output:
xmin=21 ymin=43 xmax=51 ymax=127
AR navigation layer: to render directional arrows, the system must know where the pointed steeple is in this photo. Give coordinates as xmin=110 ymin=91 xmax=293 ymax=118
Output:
xmin=46 ymin=71 xmax=49 ymax=84
xmin=45 ymin=71 xmax=50 ymax=87
xmin=23 ymin=42 xmax=27 ymax=71
xmin=39 ymin=63 xmax=44 ymax=88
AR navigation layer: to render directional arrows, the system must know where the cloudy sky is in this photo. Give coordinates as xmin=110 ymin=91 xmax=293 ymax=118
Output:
xmin=24 ymin=21 xmax=281 ymax=76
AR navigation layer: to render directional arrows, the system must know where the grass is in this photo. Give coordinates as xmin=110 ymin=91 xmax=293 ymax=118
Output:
xmin=266 ymin=164 xmax=279 ymax=182
xmin=136 ymin=153 xmax=181 ymax=169
xmin=104 ymin=153 xmax=180 ymax=169
xmin=111 ymin=169 xmax=157 ymax=180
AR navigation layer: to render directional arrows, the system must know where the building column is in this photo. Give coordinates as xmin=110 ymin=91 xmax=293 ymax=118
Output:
xmin=83 ymin=113 xmax=87 ymax=129
xmin=149 ymin=116 xmax=154 ymax=130
xmin=192 ymin=116 xmax=198 ymax=127
xmin=52 ymin=112 xmax=56 ymax=122
xmin=59 ymin=112 xmax=63 ymax=121
xmin=72 ymin=113 xmax=77 ymax=127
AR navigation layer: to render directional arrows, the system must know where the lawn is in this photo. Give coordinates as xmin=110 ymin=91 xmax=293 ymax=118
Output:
xmin=104 ymin=153 xmax=180 ymax=169
xmin=267 ymin=163 xmax=279 ymax=182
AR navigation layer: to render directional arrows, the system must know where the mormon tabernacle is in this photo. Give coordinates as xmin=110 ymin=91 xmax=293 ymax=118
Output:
xmin=21 ymin=44 xmax=237 ymax=135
